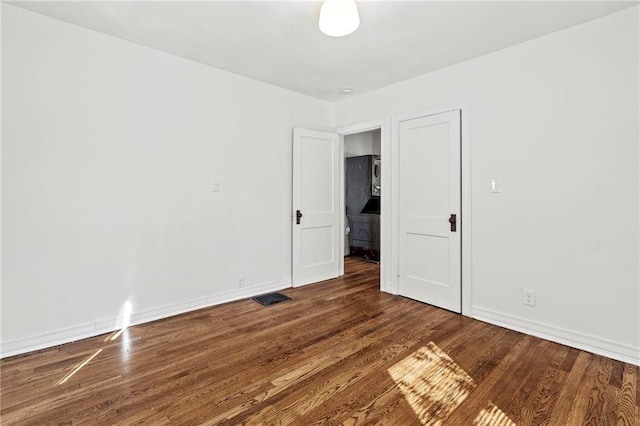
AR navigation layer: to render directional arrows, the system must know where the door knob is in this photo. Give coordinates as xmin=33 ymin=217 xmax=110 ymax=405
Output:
xmin=296 ymin=210 xmax=303 ymax=225
xmin=449 ymin=214 xmax=456 ymax=232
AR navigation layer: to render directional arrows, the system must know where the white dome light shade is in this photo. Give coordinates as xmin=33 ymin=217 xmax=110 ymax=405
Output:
xmin=319 ymin=0 xmax=360 ymax=37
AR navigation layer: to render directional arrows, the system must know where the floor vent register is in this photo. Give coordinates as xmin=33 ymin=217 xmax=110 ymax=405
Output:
xmin=252 ymin=292 xmax=292 ymax=306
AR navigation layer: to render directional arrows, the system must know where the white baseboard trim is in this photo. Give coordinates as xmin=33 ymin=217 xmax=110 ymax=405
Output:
xmin=471 ymin=306 xmax=640 ymax=366
xmin=381 ymin=280 xmax=398 ymax=295
xmin=0 ymin=279 xmax=291 ymax=359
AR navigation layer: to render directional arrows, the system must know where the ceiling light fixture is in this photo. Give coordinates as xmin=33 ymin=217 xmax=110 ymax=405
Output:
xmin=341 ymin=88 xmax=353 ymax=95
xmin=319 ymin=0 xmax=360 ymax=37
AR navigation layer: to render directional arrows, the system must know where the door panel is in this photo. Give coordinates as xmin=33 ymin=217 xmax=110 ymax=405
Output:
xmin=398 ymin=110 xmax=461 ymax=312
xmin=406 ymin=233 xmax=449 ymax=286
xmin=300 ymin=226 xmax=334 ymax=266
xmin=292 ymin=128 xmax=340 ymax=287
xmin=301 ymin=137 xmax=334 ymax=212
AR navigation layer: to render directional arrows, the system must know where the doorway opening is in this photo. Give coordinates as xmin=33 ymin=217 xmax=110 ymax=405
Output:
xmin=342 ymin=128 xmax=382 ymax=283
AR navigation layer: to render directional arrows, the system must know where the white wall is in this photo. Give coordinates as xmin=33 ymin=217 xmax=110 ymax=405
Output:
xmin=344 ymin=129 xmax=381 ymax=157
xmin=336 ymin=7 xmax=640 ymax=364
xmin=372 ymin=130 xmax=381 ymax=156
xmin=1 ymin=4 xmax=332 ymax=356
xmin=345 ymin=130 xmax=374 ymax=157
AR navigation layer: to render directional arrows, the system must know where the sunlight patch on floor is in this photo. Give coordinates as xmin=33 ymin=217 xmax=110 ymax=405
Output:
xmin=473 ymin=401 xmax=516 ymax=426
xmin=387 ymin=342 xmax=476 ymax=425
xmin=57 ymin=349 xmax=103 ymax=385
xmin=58 ymin=300 xmax=133 ymax=385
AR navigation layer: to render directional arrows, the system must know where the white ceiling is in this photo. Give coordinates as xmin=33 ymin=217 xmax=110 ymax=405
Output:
xmin=9 ymin=1 xmax=637 ymax=102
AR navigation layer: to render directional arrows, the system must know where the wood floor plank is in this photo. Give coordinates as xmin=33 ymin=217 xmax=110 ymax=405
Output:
xmin=616 ymin=364 xmax=638 ymax=426
xmin=445 ymin=334 xmax=540 ymax=424
xmin=260 ymin=316 xmax=453 ymax=422
xmin=518 ymin=343 xmax=570 ymax=426
xmin=501 ymin=340 xmax=559 ymax=424
xmin=215 ymin=303 xmax=450 ymax=424
xmin=1 ymin=257 xmax=637 ymax=425
xmin=582 ymin=355 xmax=616 ymax=425
xmin=547 ymin=351 xmax=594 ymax=425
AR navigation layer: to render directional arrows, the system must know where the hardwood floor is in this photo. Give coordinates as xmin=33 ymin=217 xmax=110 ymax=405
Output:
xmin=1 ymin=257 xmax=638 ymax=425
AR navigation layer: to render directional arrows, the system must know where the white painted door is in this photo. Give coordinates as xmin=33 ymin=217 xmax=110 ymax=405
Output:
xmin=292 ymin=128 xmax=340 ymax=287
xmin=398 ymin=110 xmax=461 ymax=312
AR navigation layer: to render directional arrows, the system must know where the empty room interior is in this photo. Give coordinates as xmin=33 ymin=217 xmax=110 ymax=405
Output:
xmin=1 ymin=1 xmax=639 ymax=424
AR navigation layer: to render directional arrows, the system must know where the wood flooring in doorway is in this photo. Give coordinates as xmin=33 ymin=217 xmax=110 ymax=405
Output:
xmin=1 ymin=257 xmax=638 ymax=425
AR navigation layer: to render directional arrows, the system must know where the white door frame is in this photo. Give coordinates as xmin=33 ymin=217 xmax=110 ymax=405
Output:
xmin=391 ymin=101 xmax=472 ymax=316
xmin=335 ymin=119 xmax=389 ymax=290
